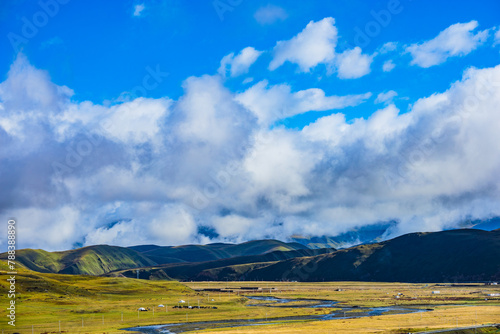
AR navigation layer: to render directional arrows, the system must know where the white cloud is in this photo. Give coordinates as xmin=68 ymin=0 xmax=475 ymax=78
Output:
xmin=175 ymin=75 xmax=256 ymax=147
xmin=240 ymin=129 xmax=321 ymax=215
xmin=254 ymin=4 xmax=288 ymax=25
xmin=2 ymin=51 xmax=500 ymax=251
xmin=0 ymin=207 xmax=81 ymax=251
xmin=382 ymin=59 xmax=396 ymax=72
xmin=218 ymin=47 xmax=263 ymax=77
xmin=268 ymin=17 xmax=374 ymax=79
xmin=133 ymin=4 xmax=145 ymax=17
xmin=406 ymin=21 xmax=489 ymax=68
xmin=269 ymin=17 xmax=337 ymax=72
xmin=102 ymin=98 xmax=171 ymax=146
xmin=494 ymin=28 xmax=500 ymax=46
xmin=335 ymin=47 xmax=374 ymax=79
xmin=212 ymin=215 xmax=255 ymax=240
xmin=0 ymin=53 xmax=72 ymax=115
xmin=379 ymin=42 xmax=398 ymax=54
xmin=84 ymin=205 xmax=197 ymax=247
xmin=375 ymin=90 xmax=398 ymax=105
xmin=236 ymin=80 xmax=371 ymax=125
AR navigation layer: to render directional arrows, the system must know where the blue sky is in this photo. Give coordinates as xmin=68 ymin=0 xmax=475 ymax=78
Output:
xmin=2 ymin=0 xmax=499 ymax=122
xmin=0 ymin=0 xmax=500 ymax=250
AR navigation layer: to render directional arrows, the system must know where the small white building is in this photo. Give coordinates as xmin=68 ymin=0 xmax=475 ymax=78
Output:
xmin=487 ymin=293 xmax=500 ymax=297
xmin=179 ymin=300 xmax=186 ymax=303
xmin=432 ymin=291 xmax=440 ymax=294
xmin=158 ymin=304 xmax=165 ymax=307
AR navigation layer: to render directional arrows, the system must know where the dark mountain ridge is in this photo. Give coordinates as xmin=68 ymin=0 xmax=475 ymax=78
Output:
xmin=243 ymin=229 xmax=500 ymax=282
xmin=107 ymin=247 xmax=336 ymax=281
xmin=2 ymin=229 xmax=499 ymax=283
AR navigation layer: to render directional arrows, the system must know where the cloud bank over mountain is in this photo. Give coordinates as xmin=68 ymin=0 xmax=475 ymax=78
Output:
xmin=1 ymin=17 xmax=500 ymax=250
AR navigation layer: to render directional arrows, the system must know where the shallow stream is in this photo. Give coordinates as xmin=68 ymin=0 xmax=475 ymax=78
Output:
xmin=123 ymin=295 xmax=428 ymax=333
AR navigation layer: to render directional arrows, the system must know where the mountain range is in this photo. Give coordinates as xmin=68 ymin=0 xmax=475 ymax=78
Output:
xmin=0 ymin=239 xmax=306 ymax=276
xmin=244 ymin=229 xmax=500 ymax=282
xmin=1 ymin=228 xmax=499 ymax=283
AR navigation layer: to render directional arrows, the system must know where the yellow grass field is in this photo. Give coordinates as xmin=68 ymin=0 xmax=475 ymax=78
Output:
xmin=1 ymin=263 xmax=499 ymax=334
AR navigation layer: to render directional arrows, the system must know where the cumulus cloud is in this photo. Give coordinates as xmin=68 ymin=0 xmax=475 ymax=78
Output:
xmin=236 ymin=80 xmax=371 ymax=125
xmin=334 ymin=47 xmax=374 ymax=79
xmin=406 ymin=21 xmax=489 ymax=67
xmin=84 ymin=205 xmax=198 ymax=246
xmin=268 ymin=18 xmax=373 ymax=79
xmin=218 ymin=47 xmax=263 ymax=77
xmin=3 ymin=207 xmax=82 ymax=251
xmin=269 ymin=17 xmax=337 ymax=72
xmin=254 ymin=4 xmax=288 ymax=25
xmin=297 ymin=63 xmax=500 ymax=236
xmin=242 ymin=129 xmax=319 ymax=211
xmin=1 ymin=35 xmax=500 ymax=251
xmin=102 ymin=98 xmax=171 ymax=146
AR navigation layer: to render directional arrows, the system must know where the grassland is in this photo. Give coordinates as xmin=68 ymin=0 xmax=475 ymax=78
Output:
xmin=185 ymin=282 xmax=500 ymax=333
xmin=1 ymin=261 xmax=499 ymax=333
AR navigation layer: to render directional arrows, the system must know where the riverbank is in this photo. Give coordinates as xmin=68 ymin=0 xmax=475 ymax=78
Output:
xmin=125 ymin=295 xmax=431 ymax=333
xmin=1 ymin=264 xmax=499 ymax=333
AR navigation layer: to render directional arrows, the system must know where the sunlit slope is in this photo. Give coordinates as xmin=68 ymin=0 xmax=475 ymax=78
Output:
xmin=129 ymin=239 xmax=309 ymax=263
xmin=108 ymin=247 xmax=335 ymax=280
xmin=0 ymin=239 xmax=311 ymax=277
xmin=0 ymin=245 xmax=156 ymax=275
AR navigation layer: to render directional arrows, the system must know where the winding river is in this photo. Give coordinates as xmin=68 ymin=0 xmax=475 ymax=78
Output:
xmin=123 ymin=295 xmax=428 ymax=333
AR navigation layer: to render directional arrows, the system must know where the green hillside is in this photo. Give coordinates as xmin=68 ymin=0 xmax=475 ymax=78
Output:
xmin=5 ymin=230 xmax=497 ymax=282
xmin=0 ymin=239 xmax=311 ymax=277
xmin=129 ymin=239 xmax=309 ymax=264
xmin=108 ymin=247 xmax=335 ymax=281
xmin=0 ymin=259 xmax=190 ymax=298
xmin=0 ymin=245 xmax=156 ymax=276
xmin=116 ymin=230 xmax=500 ymax=282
